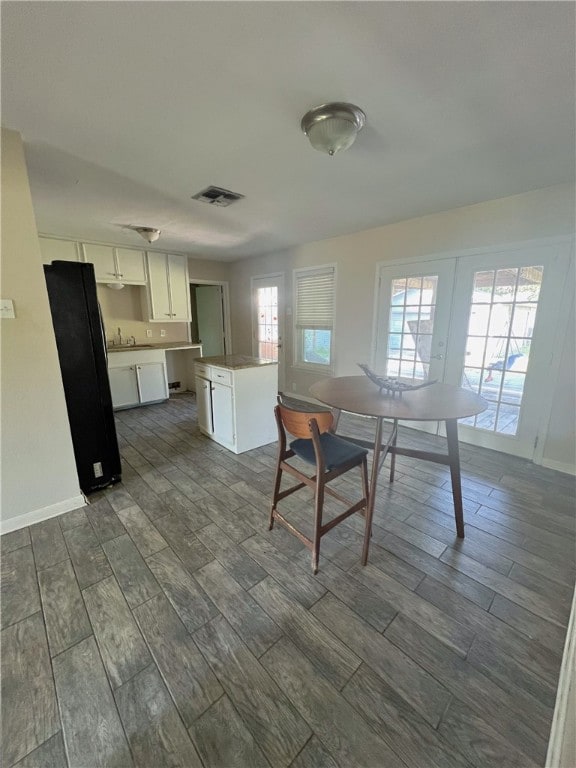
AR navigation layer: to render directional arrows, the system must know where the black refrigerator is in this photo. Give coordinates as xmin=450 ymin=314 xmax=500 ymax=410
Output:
xmin=44 ymin=261 xmax=121 ymax=494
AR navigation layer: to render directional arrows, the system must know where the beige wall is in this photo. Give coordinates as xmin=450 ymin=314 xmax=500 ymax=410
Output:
xmin=1 ymin=129 xmax=82 ymax=528
xmin=188 ymin=257 xmax=231 ymax=283
xmin=97 ymin=284 xmax=189 ymax=345
xmin=96 ymin=253 xmax=232 ymax=344
xmin=229 ymin=183 xmax=575 ymax=470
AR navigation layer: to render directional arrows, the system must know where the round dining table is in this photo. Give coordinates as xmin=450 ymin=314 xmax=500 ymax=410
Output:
xmin=309 ymin=376 xmax=487 ymax=565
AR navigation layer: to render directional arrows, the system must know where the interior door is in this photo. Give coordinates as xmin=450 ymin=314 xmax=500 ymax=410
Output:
xmin=195 ymin=285 xmax=225 ymax=356
xmin=443 ymin=245 xmax=570 ymax=458
xmin=252 ymin=274 xmax=285 ymax=391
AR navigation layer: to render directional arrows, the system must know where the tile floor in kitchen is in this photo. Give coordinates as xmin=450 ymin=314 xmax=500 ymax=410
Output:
xmin=2 ymin=393 xmax=575 ymax=768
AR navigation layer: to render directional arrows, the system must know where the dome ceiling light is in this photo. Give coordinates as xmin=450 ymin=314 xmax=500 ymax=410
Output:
xmin=133 ymin=226 xmax=161 ymax=243
xmin=301 ymin=102 xmax=366 ymax=156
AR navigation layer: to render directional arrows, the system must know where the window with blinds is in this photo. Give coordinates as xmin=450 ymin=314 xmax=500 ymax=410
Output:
xmin=294 ymin=266 xmax=335 ymax=368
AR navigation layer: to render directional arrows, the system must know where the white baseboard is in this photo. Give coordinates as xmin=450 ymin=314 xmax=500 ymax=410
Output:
xmin=541 ymin=458 xmax=576 ymax=476
xmin=0 ymin=494 xmax=87 ymax=534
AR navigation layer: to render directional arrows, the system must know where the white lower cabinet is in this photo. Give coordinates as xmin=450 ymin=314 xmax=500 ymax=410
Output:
xmin=195 ymin=376 xmax=213 ymax=434
xmin=108 ymin=365 xmax=140 ymax=409
xmin=212 ymin=381 xmax=234 ymax=448
xmin=137 ymin=363 xmax=169 ymax=403
xmin=195 ymin=360 xmax=278 ymax=453
xmin=108 ymin=352 xmax=168 ymax=410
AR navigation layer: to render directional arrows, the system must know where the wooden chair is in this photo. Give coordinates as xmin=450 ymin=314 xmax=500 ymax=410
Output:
xmin=269 ymin=402 xmax=369 ymax=573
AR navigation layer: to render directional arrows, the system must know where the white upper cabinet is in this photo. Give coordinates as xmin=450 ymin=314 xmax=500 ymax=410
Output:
xmin=82 ymin=244 xmax=146 ymax=285
xmin=144 ymin=252 xmax=191 ymax=322
xmin=115 ymin=248 xmax=147 ymax=283
xmin=167 ymin=254 xmax=190 ymax=320
xmin=39 ymin=237 xmax=80 ymax=265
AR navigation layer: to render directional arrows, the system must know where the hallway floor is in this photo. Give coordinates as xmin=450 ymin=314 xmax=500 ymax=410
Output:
xmin=2 ymin=393 xmax=574 ymax=767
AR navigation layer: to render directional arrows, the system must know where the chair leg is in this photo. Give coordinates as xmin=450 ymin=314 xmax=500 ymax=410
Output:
xmin=312 ymin=477 xmax=324 ymax=575
xmin=269 ymin=462 xmax=283 ymax=531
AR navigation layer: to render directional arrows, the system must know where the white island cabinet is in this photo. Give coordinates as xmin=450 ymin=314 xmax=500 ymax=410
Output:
xmin=195 ymin=355 xmax=278 ymax=453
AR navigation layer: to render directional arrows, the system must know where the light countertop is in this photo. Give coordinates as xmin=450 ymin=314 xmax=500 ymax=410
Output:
xmin=107 ymin=342 xmax=202 ymax=353
xmin=196 ymin=354 xmax=277 ymax=370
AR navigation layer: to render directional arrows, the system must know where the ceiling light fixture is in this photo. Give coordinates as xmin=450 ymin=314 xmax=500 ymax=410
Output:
xmin=133 ymin=226 xmax=161 ymax=243
xmin=106 ymin=283 xmax=125 ymax=290
xmin=301 ymin=102 xmax=366 ymax=156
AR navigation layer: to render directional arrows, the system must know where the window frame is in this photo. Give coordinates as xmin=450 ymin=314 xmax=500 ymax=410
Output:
xmin=292 ymin=264 xmax=336 ymax=373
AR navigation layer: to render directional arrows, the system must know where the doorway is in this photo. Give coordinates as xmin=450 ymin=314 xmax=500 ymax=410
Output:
xmin=189 ymin=281 xmax=230 ymax=357
xmin=374 ymin=242 xmax=571 ymax=459
xmin=251 ymin=273 xmax=285 ymax=391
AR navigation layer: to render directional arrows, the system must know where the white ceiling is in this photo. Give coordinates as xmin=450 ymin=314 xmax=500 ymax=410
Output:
xmin=2 ymin=2 xmax=574 ymax=261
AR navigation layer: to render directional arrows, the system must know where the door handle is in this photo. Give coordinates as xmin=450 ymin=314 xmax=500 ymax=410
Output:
xmin=430 ymin=353 xmax=444 ymax=360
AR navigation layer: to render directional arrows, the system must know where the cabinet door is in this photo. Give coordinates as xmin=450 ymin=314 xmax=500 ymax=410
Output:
xmin=212 ymin=381 xmax=234 ymax=446
xmin=147 ymin=253 xmax=172 ymax=320
xmin=136 ymin=362 xmax=168 ymax=403
xmin=39 ymin=238 xmax=79 ymax=265
xmin=108 ymin=366 xmax=139 ymax=408
xmin=83 ymin=244 xmax=118 ymax=282
xmin=195 ymin=376 xmax=213 ymax=434
xmin=115 ymin=248 xmax=146 ymax=284
xmin=167 ymin=254 xmax=191 ymax=321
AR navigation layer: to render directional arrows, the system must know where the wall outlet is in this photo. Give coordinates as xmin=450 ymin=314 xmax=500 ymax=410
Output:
xmin=160 ymin=329 xmax=166 ymax=337
xmin=292 ymin=382 xmax=297 ymax=391
xmin=146 ymin=329 xmax=152 ymax=337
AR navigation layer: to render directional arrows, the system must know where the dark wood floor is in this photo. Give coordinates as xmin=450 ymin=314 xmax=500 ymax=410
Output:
xmin=2 ymin=393 xmax=575 ymax=768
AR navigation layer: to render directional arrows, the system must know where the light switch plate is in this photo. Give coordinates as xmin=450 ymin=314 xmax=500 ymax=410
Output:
xmin=160 ymin=329 xmax=166 ymax=337
xmin=0 ymin=299 xmax=16 ymax=318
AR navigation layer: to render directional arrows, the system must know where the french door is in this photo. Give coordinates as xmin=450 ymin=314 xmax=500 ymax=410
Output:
xmin=374 ymin=244 xmax=570 ymax=458
xmin=252 ymin=273 xmax=285 ymax=391
xmin=374 ymin=259 xmax=456 ymax=434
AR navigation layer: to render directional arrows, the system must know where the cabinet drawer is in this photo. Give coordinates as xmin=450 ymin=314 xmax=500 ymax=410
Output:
xmin=195 ymin=363 xmax=210 ymax=379
xmin=211 ymin=368 xmax=232 ymax=386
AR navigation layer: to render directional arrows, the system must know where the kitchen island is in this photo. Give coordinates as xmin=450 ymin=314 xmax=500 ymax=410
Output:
xmin=194 ymin=355 xmax=278 ymax=453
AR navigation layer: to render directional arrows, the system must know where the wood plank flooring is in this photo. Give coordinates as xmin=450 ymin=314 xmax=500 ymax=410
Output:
xmin=1 ymin=393 xmax=574 ymax=768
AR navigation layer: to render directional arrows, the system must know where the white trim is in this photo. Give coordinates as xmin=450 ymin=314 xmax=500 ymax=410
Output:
xmin=546 ymin=589 xmax=576 ymax=768
xmin=292 ymin=263 xmax=337 ymax=374
xmin=188 ymin=277 xmax=232 ymax=354
xmin=533 ymin=243 xmax=575 ymax=466
xmin=0 ymin=494 xmax=87 ymax=534
xmin=374 ymin=234 xmax=575 ymax=271
xmin=540 ymin=458 xmax=576 ymax=476
xmin=39 ymin=232 xmax=190 ymax=257
xmin=250 ymin=272 xmax=286 ymax=391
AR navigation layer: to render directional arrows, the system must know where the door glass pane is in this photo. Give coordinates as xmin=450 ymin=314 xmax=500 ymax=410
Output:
xmin=460 ymin=265 xmax=543 ymax=436
xmin=386 ymin=275 xmax=438 ymax=380
xmin=256 ymin=286 xmax=278 ymax=360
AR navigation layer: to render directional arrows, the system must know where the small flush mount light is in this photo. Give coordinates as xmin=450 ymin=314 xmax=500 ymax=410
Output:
xmin=301 ymin=102 xmax=366 ymax=156
xmin=133 ymin=226 xmax=161 ymax=243
xmin=106 ymin=283 xmax=125 ymax=290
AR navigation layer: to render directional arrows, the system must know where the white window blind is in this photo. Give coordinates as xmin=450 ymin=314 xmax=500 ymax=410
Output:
xmin=295 ymin=267 xmax=335 ymax=328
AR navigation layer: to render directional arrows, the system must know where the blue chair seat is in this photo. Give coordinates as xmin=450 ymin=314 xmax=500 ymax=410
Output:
xmin=290 ymin=432 xmax=368 ymax=471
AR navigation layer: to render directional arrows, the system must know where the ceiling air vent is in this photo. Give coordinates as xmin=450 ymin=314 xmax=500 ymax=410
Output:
xmin=192 ymin=186 xmax=245 ymax=207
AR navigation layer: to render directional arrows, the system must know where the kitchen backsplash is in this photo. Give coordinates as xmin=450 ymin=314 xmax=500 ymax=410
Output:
xmin=97 ymin=284 xmax=189 ymax=345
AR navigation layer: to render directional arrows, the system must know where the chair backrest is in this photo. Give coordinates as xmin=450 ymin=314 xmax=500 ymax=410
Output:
xmin=276 ymin=404 xmax=333 ymax=439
